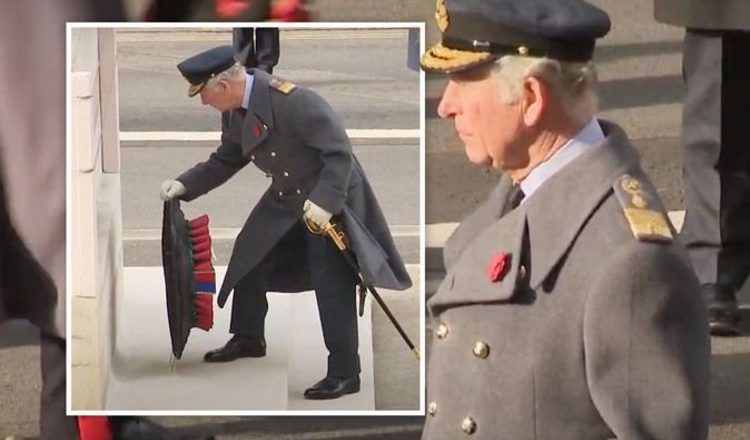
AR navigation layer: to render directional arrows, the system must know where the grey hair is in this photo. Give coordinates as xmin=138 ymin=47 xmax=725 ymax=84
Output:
xmin=490 ymin=55 xmax=599 ymax=124
xmin=205 ymin=62 xmax=245 ymax=91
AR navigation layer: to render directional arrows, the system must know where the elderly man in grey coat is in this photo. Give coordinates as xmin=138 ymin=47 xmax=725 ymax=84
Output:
xmin=420 ymin=0 xmax=711 ymax=438
xmin=161 ymin=46 xmax=411 ymax=400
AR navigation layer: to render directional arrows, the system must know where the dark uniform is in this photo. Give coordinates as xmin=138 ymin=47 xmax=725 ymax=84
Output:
xmin=174 ymin=46 xmax=411 ymax=390
xmin=655 ymin=0 xmax=750 ymax=335
xmin=420 ymin=0 xmax=710 ymax=438
xmin=233 ymin=27 xmax=280 ymax=74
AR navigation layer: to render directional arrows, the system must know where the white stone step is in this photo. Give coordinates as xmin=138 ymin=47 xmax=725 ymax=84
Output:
xmin=105 ymin=267 xmax=374 ymax=411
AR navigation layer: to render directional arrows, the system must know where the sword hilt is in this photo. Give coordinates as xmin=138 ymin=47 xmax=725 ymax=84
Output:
xmin=304 ymin=218 xmax=347 ymax=251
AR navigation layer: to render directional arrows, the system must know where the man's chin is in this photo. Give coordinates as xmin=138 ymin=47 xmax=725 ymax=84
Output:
xmin=465 ymin=148 xmax=492 ymax=167
xmin=465 ymin=153 xmax=493 ymax=168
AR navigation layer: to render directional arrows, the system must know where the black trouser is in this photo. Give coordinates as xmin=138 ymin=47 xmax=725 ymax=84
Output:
xmin=229 ymin=221 xmax=360 ymax=378
xmin=232 ymin=27 xmax=280 ymax=73
xmin=40 ymin=333 xmax=79 ymax=440
xmin=681 ymin=29 xmax=750 ymax=293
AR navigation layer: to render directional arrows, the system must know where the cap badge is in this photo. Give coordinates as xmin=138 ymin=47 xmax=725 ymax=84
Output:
xmin=435 ymin=0 xmax=450 ymax=32
xmin=486 ymin=252 xmax=512 ymax=283
xmin=517 ymin=46 xmax=530 ymax=56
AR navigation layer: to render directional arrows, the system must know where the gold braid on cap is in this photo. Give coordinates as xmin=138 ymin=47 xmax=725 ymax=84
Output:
xmin=436 ymin=0 xmax=449 ymax=32
xmin=421 ymin=42 xmax=491 ymax=73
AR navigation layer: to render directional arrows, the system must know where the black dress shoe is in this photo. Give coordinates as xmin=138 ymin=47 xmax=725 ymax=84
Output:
xmin=204 ymin=335 xmax=266 ymax=363
xmin=304 ymin=375 xmax=360 ymax=400
xmin=704 ymin=284 xmax=740 ymax=336
xmin=111 ymin=417 xmax=215 ymax=440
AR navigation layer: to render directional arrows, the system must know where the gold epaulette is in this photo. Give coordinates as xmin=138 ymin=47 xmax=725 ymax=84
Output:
xmin=269 ymin=76 xmax=296 ymax=94
xmin=613 ymin=174 xmax=673 ymax=243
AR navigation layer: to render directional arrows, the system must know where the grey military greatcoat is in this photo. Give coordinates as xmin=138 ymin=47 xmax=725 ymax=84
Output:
xmin=424 ymin=121 xmax=710 ymax=439
xmin=177 ymin=69 xmax=411 ymax=307
xmin=654 ymin=0 xmax=750 ymax=31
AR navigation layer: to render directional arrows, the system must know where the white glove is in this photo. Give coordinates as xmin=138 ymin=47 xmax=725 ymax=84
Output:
xmin=160 ymin=180 xmax=186 ymax=201
xmin=303 ymin=199 xmax=332 ymax=227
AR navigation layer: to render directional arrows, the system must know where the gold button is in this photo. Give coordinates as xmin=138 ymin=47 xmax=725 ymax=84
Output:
xmin=270 ymin=151 xmax=277 ymax=157
xmin=296 ymin=189 xmax=302 ymax=194
xmin=436 ymin=323 xmax=449 ymax=340
xmin=250 ymin=154 xmax=255 ymax=161
xmin=473 ymin=341 xmax=489 ymax=359
xmin=461 ymin=417 xmax=477 ymax=435
xmin=428 ymin=401 xmax=437 ymax=416
xmin=278 ymin=191 xmax=284 ymax=197
xmin=283 ymin=171 xmax=290 ymax=177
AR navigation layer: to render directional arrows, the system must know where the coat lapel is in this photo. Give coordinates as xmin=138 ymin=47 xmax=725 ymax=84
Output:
xmin=429 ymin=203 xmax=528 ymax=313
xmin=523 ymin=121 xmax=641 ymax=289
xmin=240 ymin=69 xmax=274 ymax=157
xmin=429 ymin=120 xmax=642 ymax=313
xmin=442 ymin=174 xmax=515 ymax=271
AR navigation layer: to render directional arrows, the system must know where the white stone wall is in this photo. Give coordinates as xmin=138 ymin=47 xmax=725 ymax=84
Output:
xmin=70 ymin=27 xmax=123 ymax=410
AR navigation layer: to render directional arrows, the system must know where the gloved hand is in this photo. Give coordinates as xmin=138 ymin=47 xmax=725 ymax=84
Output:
xmin=159 ymin=180 xmax=186 ymax=201
xmin=303 ymin=199 xmax=332 ymax=228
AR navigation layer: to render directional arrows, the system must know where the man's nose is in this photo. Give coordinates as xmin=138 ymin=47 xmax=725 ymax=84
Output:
xmin=437 ymin=80 xmax=458 ymax=119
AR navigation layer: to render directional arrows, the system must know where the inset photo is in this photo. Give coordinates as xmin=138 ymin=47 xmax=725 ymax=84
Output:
xmin=68 ymin=23 xmax=423 ymax=413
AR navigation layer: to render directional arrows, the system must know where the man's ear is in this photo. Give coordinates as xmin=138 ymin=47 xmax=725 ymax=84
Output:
xmin=520 ymin=76 xmax=548 ymax=127
xmin=218 ymin=78 xmax=231 ymax=93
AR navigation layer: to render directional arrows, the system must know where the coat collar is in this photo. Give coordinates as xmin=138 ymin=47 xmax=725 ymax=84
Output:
xmin=429 ymin=201 xmax=528 ymax=313
xmin=429 ymin=120 xmax=641 ymax=313
xmin=522 ymin=120 xmax=640 ymax=289
xmin=240 ymin=69 xmax=274 ymax=155
xmin=246 ymin=68 xmax=274 ymax=127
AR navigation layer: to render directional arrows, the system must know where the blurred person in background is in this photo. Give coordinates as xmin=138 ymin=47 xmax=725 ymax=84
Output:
xmin=0 ymin=1 xmax=212 ymax=439
xmin=144 ymin=0 xmax=309 ymax=21
xmin=655 ymin=0 xmax=750 ymax=336
xmin=233 ymin=27 xmax=280 ymax=74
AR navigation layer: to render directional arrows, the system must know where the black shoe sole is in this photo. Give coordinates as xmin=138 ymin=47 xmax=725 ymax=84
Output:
xmin=304 ymin=383 xmax=361 ymax=400
xmin=203 ymin=350 xmax=266 ymax=363
xmin=710 ymin=321 xmax=740 ymax=337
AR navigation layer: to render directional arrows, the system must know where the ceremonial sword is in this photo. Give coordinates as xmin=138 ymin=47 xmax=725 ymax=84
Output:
xmin=305 ymin=218 xmax=420 ymax=361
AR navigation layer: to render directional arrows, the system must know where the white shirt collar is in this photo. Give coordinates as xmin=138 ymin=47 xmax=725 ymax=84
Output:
xmin=241 ymin=72 xmax=254 ymax=110
xmin=519 ymin=118 xmax=605 ymax=203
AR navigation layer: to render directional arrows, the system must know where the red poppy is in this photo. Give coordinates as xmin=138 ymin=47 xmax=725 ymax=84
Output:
xmin=253 ymin=124 xmax=261 ymax=138
xmin=214 ymin=0 xmax=249 ymax=19
xmin=486 ymin=252 xmax=511 ymax=282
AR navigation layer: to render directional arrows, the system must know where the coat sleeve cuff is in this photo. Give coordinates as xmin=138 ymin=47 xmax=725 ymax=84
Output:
xmin=308 ymin=185 xmax=346 ymax=215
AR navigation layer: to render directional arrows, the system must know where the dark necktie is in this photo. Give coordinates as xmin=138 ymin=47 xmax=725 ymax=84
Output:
xmin=508 ymin=184 xmax=525 ymax=210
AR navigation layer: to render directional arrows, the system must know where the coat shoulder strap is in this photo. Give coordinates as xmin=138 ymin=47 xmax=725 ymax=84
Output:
xmin=612 ymin=173 xmax=673 ymax=243
xmin=268 ymin=76 xmax=297 ymax=94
